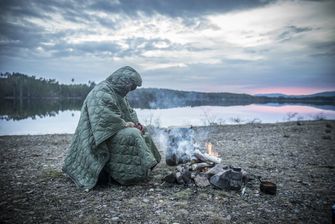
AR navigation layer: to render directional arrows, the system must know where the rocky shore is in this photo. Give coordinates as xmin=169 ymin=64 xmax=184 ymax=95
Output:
xmin=0 ymin=120 xmax=334 ymax=224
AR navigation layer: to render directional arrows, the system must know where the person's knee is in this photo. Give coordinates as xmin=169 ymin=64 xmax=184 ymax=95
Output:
xmin=111 ymin=127 xmax=142 ymax=146
xmin=124 ymin=127 xmax=142 ymax=137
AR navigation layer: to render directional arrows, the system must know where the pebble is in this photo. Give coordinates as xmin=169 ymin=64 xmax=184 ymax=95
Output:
xmin=224 ymin=215 xmax=232 ymax=221
xmin=111 ymin=217 xmax=119 ymax=222
xmin=1 ymin=121 xmax=333 ymax=224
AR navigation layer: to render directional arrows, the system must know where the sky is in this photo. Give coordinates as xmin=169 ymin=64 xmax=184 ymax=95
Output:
xmin=0 ymin=0 xmax=334 ymax=95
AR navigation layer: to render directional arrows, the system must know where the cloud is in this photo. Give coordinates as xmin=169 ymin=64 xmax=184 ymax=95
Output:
xmin=0 ymin=0 xmax=334 ymax=93
xmin=277 ymin=25 xmax=314 ymax=42
xmin=89 ymin=0 xmax=273 ymax=18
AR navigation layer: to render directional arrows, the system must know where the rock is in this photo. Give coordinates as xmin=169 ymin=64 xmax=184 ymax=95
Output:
xmin=181 ymin=169 xmax=192 ymax=185
xmin=210 ymin=170 xmax=230 ymax=190
xmin=175 ymin=172 xmax=183 ymax=184
xmin=176 ymin=165 xmax=184 ymax=172
xmin=162 ymin=173 xmax=176 ymax=183
xmin=224 ymin=215 xmax=232 ymax=221
xmin=111 ymin=217 xmax=119 ymax=222
xmin=230 ymin=169 xmax=243 ymax=190
xmin=194 ymin=174 xmax=210 ymax=187
xmin=241 ymin=170 xmax=249 ymax=183
xmin=322 ymin=135 xmax=331 ymax=140
xmin=209 ymin=169 xmax=242 ymax=190
xmin=177 ymin=208 xmax=189 ymax=217
xmin=205 ymin=164 xmax=228 ymax=176
xmin=171 ymin=165 xmax=193 ymax=185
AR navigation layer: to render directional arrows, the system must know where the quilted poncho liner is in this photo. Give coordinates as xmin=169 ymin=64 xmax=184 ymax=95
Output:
xmin=62 ymin=66 xmax=161 ymax=190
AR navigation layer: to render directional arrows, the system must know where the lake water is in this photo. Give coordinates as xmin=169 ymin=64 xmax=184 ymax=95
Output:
xmin=1 ymin=104 xmax=335 ymax=135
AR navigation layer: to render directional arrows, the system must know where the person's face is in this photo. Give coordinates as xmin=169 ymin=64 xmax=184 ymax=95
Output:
xmin=130 ymin=83 xmax=137 ymax=91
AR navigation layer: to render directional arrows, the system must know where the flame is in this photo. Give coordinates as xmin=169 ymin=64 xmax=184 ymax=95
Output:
xmin=206 ymin=142 xmax=219 ymax=157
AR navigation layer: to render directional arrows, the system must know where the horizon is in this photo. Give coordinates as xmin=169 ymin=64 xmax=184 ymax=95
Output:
xmin=1 ymin=0 xmax=334 ymax=95
xmin=2 ymin=71 xmax=334 ymax=96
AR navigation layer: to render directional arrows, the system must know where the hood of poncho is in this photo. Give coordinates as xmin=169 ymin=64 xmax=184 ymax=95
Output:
xmin=106 ymin=66 xmax=142 ymax=97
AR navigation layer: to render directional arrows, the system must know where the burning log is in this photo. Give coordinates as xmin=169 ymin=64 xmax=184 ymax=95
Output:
xmin=194 ymin=149 xmax=222 ymax=164
xmin=165 ymin=127 xmax=195 ymax=166
xmin=191 ymin=162 xmax=214 ymax=171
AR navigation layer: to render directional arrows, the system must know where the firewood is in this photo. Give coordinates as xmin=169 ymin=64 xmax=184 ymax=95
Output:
xmin=194 ymin=149 xmax=222 ymax=164
xmin=191 ymin=162 xmax=213 ymax=171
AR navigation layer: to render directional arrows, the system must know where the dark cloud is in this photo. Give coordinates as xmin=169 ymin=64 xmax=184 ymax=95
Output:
xmin=90 ymin=0 xmax=275 ymax=18
xmin=0 ymin=0 xmax=48 ymax=19
xmin=278 ymin=25 xmax=313 ymax=42
xmin=309 ymin=41 xmax=335 ymax=58
xmin=2 ymin=0 xmax=251 ymax=59
xmin=0 ymin=20 xmax=47 ymax=57
xmin=0 ymin=0 xmax=275 ymax=22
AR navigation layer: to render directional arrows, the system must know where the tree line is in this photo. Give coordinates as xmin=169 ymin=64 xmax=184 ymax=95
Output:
xmin=0 ymin=72 xmax=96 ymax=99
xmin=1 ymin=72 xmax=334 ymax=110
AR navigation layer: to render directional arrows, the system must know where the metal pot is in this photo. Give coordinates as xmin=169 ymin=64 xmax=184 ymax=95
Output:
xmin=258 ymin=177 xmax=277 ymax=195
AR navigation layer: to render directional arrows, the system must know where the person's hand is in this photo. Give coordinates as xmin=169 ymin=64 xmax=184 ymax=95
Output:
xmin=134 ymin=122 xmax=145 ymax=134
xmin=125 ymin=122 xmax=135 ymax=127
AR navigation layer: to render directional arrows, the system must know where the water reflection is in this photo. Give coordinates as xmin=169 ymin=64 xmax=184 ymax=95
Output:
xmin=1 ymin=103 xmax=335 ymax=135
xmin=136 ymin=105 xmax=335 ymax=127
xmin=0 ymin=99 xmax=83 ymax=121
xmin=1 ymin=98 xmax=335 ymax=121
xmin=0 ymin=110 xmax=81 ymax=135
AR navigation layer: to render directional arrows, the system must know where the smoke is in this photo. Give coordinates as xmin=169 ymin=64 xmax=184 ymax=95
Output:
xmin=149 ymin=126 xmax=210 ymax=166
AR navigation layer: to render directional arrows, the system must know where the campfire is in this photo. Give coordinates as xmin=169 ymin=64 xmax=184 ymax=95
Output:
xmin=206 ymin=142 xmax=219 ymax=157
xmin=163 ymin=127 xmax=248 ymax=191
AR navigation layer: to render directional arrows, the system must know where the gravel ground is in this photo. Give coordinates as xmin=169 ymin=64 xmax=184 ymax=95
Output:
xmin=0 ymin=120 xmax=334 ymax=224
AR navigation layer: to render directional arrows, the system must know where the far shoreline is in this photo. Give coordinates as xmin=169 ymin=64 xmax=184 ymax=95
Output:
xmin=1 ymin=120 xmax=333 ymax=137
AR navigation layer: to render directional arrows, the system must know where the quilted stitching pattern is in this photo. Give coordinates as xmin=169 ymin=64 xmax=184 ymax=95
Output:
xmin=62 ymin=67 xmax=161 ymax=190
xmin=105 ymin=128 xmax=158 ymax=185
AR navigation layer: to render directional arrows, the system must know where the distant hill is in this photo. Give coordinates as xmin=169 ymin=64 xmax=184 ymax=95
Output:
xmin=254 ymin=93 xmax=288 ymax=98
xmin=309 ymin=91 xmax=335 ymax=97
xmin=255 ymin=91 xmax=335 ymax=98
xmin=128 ymin=88 xmax=335 ymax=109
xmin=128 ymin=88 xmax=256 ymax=108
